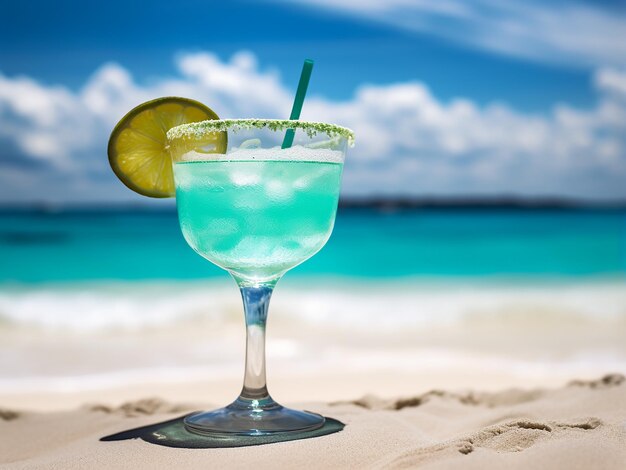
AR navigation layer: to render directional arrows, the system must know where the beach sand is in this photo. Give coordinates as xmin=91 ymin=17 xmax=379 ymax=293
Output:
xmin=1 ymin=374 xmax=625 ymax=469
xmin=1 ymin=279 xmax=625 ymax=468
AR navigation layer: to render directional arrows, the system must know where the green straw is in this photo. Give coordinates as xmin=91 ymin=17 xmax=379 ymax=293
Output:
xmin=281 ymin=59 xmax=314 ymax=149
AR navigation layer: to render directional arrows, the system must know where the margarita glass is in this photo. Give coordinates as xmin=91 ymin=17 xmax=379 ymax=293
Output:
xmin=167 ymin=119 xmax=353 ymax=436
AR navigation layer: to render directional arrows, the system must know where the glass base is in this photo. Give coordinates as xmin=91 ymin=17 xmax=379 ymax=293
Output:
xmin=184 ymin=396 xmax=325 ymax=437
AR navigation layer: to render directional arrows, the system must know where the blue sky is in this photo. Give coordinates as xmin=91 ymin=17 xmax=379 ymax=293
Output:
xmin=1 ymin=0 xmax=626 ymax=203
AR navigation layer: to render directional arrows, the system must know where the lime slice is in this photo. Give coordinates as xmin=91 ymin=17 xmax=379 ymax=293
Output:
xmin=108 ymin=97 xmax=225 ymax=198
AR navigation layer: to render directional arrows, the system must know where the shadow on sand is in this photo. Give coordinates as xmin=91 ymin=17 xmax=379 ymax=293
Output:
xmin=100 ymin=414 xmax=345 ymax=448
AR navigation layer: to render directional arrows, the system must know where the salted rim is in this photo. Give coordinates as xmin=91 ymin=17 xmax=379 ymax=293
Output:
xmin=167 ymin=119 xmax=355 ymax=146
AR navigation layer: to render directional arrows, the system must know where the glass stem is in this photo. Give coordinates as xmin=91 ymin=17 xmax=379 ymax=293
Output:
xmin=238 ymin=283 xmax=275 ymax=402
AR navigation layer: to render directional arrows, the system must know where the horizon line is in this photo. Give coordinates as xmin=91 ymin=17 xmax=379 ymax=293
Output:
xmin=2 ymin=195 xmax=626 ymax=212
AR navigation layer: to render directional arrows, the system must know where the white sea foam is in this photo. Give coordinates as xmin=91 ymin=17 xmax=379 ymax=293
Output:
xmin=1 ymin=279 xmax=625 ymax=332
xmin=0 ymin=282 xmax=238 ymax=331
xmin=179 ymin=145 xmax=344 ymax=163
xmin=1 ymin=279 xmax=625 ymax=393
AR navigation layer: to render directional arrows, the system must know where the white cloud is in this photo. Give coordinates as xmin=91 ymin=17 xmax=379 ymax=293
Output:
xmin=595 ymin=68 xmax=626 ymax=98
xmin=281 ymin=0 xmax=626 ymax=68
xmin=301 ymin=73 xmax=626 ymax=198
xmin=1 ymin=51 xmax=626 ymax=203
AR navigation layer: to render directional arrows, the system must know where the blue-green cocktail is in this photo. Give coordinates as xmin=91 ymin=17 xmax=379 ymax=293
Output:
xmin=167 ymin=119 xmax=353 ymax=436
xmin=174 ymin=158 xmax=342 ymax=282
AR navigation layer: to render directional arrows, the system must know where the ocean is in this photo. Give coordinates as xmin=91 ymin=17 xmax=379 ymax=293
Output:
xmin=1 ymin=207 xmax=625 ymax=394
xmin=1 ymin=207 xmax=625 ymax=283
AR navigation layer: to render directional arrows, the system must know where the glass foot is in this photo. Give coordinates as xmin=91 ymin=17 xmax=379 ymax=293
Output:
xmin=184 ymin=396 xmax=325 ymax=437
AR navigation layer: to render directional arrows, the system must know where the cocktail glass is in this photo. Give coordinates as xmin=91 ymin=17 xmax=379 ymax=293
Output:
xmin=167 ymin=119 xmax=352 ymax=436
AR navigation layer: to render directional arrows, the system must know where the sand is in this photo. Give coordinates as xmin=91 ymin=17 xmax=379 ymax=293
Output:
xmin=1 ymin=374 xmax=625 ymax=469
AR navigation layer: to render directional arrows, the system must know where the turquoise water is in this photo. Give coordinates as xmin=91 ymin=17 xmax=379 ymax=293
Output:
xmin=0 ymin=208 xmax=625 ymax=283
xmin=174 ymin=160 xmax=342 ymax=281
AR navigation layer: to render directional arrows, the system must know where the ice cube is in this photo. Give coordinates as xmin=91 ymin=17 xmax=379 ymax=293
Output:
xmin=239 ymin=138 xmax=262 ymax=149
xmin=230 ymin=170 xmax=261 ymax=186
xmin=266 ymin=179 xmax=294 ymax=200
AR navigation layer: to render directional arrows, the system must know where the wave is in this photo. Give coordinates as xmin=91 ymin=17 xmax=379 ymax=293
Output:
xmin=1 ymin=278 xmax=625 ymax=392
xmin=0 ymin=278 xmax=625 ymax=332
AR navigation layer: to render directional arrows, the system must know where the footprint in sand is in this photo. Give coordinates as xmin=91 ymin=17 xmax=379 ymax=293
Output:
xmin=455 ymin=419 xmax=602 ymax=455
xmin=380 ymin=418 xmax=603 ymax=468
xmin=456 ymin=420 xmax=553 ymax=454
